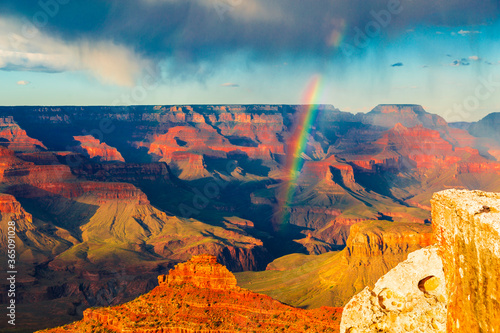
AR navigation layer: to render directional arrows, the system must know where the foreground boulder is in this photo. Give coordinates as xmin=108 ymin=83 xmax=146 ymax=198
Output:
xmin=340 ymin=246 xmax=447 ymax=333
xmin=341 ymin=189 xmax=500 ymax=332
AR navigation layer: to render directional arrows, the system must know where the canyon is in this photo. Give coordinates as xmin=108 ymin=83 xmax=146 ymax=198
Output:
xmin=0 ymin=104 xmax=499 ymax=331
xmin=236 ymin=220 xmax=434 ymax=308
xmin=39 ymin=189 xmax=500 ymax=332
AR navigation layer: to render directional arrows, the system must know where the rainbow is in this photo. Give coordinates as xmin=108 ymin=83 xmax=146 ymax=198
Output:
xmin=276 ymin=75 xmax=323 ymax=229
xmin=327 ymin=19 xmax=347 ymax=48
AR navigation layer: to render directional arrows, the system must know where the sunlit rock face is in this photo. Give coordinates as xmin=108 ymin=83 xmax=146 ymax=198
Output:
xmin=157 ymin=254 xmax=238 ymax=290
xmin=40 ymin=255 xmax=343 ymax=333
xmin=0 ymin=116 xmax=47 ymax=152
xmin=73 ymin=135 xmax=125 ymax=162
xmin=340 ymin=246 xmax=447 ymax=333
xmin=341 ymin=189 xmax=500 ymax=333
xmin=432 ymin=189 xmax=500 ymax=332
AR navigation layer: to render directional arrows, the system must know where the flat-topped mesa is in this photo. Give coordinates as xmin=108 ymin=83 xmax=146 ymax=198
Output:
xmin=371 ymin=104 xmax=427 ymax=114
xmin=158 ymin=254 xmax=238 ymax=290
xmin=365 ymin=104 xmax=448 ymax=130
xmin=36 ymin=181 xmax=150 ymax=204
xmin=431 ymin=189 xmax=500 ymax=332
xmin=345 ymin=221 xmax=434 ymax=259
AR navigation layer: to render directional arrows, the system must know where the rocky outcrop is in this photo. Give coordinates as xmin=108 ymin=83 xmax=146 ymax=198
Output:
xmin=455 ymin=161 xmax=500 ymax=174
xmin=21 ymin=181 xmax=150 ymax=204
xmin=0 ymin=193 xmax=74 ymax=266
xmin=364 ymin=105 xmax=448 ymax=130
xmin=157 ymin=255 xmax=238 ymax=290
xmin=343 ymin=122 xmax=500 ymax=174
xmin=373 ymin=124 xmax=458 ymax=170
xmin=15 ymin=151 xmax=62 ymax=165
xmin=140 ymin=119 xmax=283 ymax=164
xmin=294 ymin=233 xmax=334 ymax=254
xmin=341 ymin=189 xmax=500 ymax=332
xmin=168 ymin=151 xmax=212 ymax=179
xmin=431 ymin=189 xmax=500 ymax=332
xmin=340 ymin=246 xmax=447 ymax=333
xmin=0 ymin=193 xmax=28 ymax=216
xmin=467 ymin=112 xmax=500 ymax=143
xmin=300 ymin=155 xmax=356 ymax=185
xmin=0 ymin=116 xmax=47 ymax=152
xmin=73 ymin=135 xmax=125 ymax=162
xmin=71 ymin=162 xmax=171 ymax=183
xmin=40 ymin=255 xmax=342 ymax=332
xmin=0 ymin=158 xmax=73 ymax=184
xmin=345 ymin=221 xmax=434 ymax=258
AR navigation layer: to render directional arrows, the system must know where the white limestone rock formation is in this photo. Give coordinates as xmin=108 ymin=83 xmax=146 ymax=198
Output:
xmin=340 ymin=246 xmax=447 ymax=333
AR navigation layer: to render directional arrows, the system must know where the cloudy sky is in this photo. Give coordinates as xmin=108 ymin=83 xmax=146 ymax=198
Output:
xmin=1 ymin=0 xmax=500 ymax=121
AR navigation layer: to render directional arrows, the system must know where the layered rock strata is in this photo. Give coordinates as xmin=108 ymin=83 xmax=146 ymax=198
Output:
xmin=0 ymin=116 xmax=47 ymax=152
xmin=341 ymin=189 xmax=500 ymax=332
xmin=431 ymin=189 xmax=500 ymax=332
xmin=73 ymin=135 xmax=125 ymax=162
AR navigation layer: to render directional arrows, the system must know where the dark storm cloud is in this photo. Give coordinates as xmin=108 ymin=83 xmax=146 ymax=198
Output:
xmin=391 ymin=62 xmax=404 ymax=67
xmin=1 ymin=0 xmax=499 ymax=65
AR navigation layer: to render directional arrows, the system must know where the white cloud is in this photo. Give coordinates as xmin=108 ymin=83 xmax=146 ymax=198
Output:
xmin=16 ymin=80 xmax=30 ymax=85
xmin=0 ymin=16 xmax=152 ymax=86
xmin=458 ymin=29 xmax=481 ymax=36
xmin=468 ymin=55 xmax=480 ymax=61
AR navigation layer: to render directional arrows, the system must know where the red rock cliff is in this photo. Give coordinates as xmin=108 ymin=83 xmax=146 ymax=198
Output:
xmin=36 ymin=182 xmax=150 ymax=204
xmin=73 ymin=135 xmax=125 ymax=162
xmin=0 ymin=117 xmax=47 ymax=152
xmin=345 ymin=221 xmax=434 ymax=258
xmin=157 ymin=254 xmax=238 ymax=290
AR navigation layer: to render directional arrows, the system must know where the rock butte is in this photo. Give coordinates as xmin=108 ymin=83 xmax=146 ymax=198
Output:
xmin=39 ymin=255 xmax=342 ymax=332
